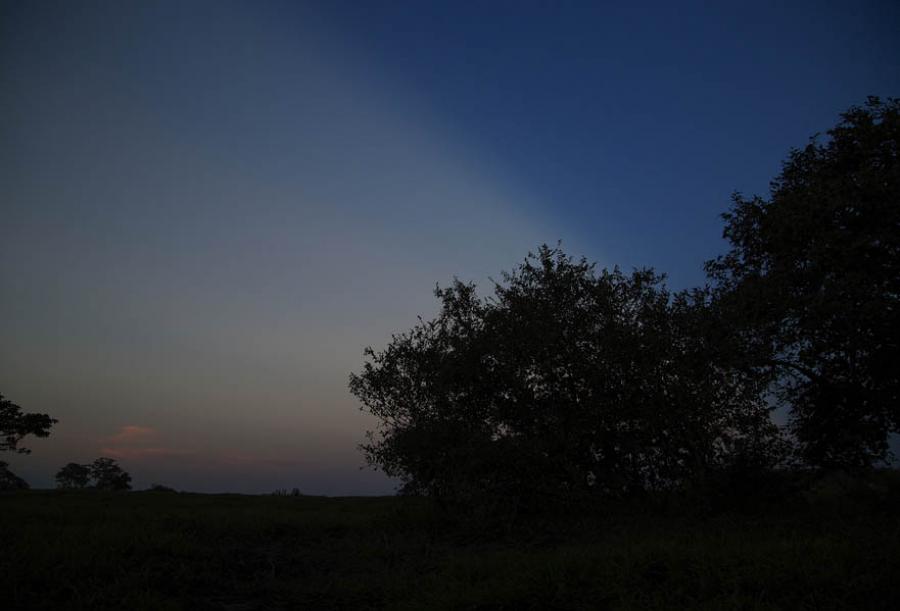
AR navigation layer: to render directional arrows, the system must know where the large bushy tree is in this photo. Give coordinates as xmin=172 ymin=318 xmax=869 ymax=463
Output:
xmin=351 ymin=247 xmax=781 ymax=506
xmin=706 ymin=97 xmax=900 ymax=469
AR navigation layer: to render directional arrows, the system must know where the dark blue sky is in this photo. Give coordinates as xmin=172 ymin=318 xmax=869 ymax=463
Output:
xmin=2 ymin=0 xmax=898 ymax=493
xmin=313 ymin=0 xmax=899 ymax=287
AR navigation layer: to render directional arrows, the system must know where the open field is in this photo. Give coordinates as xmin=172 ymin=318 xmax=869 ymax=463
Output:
xmin=2 ymin=481 xmax=899 ymax=610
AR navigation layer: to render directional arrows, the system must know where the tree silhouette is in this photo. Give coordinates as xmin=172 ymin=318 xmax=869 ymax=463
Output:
xmin=707 ymin=97 xmax=900 ymax=469
xmin=89 ymin=457 xmax=132 ymax=491
xmin=0 ymin=461 xmax=29 ymax=490
xmin=1 ymin=392 xmax=56 ymax=454
xmin=351 ymin=246 xmax=781 ymax=507
xmin=55 ymin=463 xmax=91 ymax=489
xmin=0 ymin=392 xmax=56 ymax=491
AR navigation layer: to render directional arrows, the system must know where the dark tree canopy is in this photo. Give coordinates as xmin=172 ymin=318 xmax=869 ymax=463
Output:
xmin=706 ymin=97 xmax=900 ymax=469
xmin=0 ymin=393 xmax=56 ymax=454
xmin=351 ymin=246 xmax=781 ymax=506
xmin=55 ymin=462 xmax=91 ymax=489
xmin=89 ymin=457 xmax=132 ymax=491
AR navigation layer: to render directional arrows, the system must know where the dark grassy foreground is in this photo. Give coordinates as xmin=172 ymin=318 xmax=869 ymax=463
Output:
xmin=3 ymin=477 xmax=899 ymax=610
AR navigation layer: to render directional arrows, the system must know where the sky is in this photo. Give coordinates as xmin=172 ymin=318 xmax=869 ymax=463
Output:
xmin=2 ymin=0 xmax=898 ymax=494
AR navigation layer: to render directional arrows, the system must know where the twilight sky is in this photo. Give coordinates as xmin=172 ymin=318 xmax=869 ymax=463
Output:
xmin=2 ymin=0 xmax=898 ymax=494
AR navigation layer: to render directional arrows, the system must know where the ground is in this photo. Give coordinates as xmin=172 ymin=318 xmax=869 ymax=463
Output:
xmin=2 ymin=478 xmax=899 ymax=610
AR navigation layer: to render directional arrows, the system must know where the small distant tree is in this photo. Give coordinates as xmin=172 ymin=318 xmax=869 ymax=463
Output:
xmin=55 ymin=463 xmax=91 ymax=489
xmin=0 ymin=461 xmax=29 ymax=490
xmin=89 ymin=457 xmax=132 ymax=491
xmin=1 ymin=393 xmax=56 ymax=454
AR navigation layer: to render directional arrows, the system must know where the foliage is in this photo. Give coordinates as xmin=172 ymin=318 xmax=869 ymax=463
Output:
xmin=89 ymin=457 xmax=132 ymax=491
xmin=706 ymin=97 xmax=900 ymax=469
xmin=0 ymin=392 xmax=56 ymax=454
xmin=0 ymin=460 xmax=30 ymax=490
xmin=351 ymin=246 xmax=782 ymax=507
xmin=56 ymin=463 xmax=92 ymax=489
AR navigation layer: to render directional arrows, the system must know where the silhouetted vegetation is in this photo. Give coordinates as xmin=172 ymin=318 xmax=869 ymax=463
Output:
xmin=0 ymin=460 xmax=30 ymax=490
xmin=272 ymin=487 xmax=304 ymax=497
xmin=0 ymin=392 xmax=56 ymax=490
xmin=351 ymin=99 xmax=899 ymax=512
xmin=88 ymin=457 xmax=132 ymax=491
xmin=0 ymin=392 xmax=55 ymax=454
xmin=55 ymin=458 xmax=132 ymax=491
xmin=351 ymin=250 xmax=784 ymax=513
xmin=707 ymin=97 xmax=900 ymax=470
xmin=55 ymin=462 xmax=91 ymax=489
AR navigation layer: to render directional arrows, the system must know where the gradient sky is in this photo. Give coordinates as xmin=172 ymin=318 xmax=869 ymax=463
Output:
xmin=2 ymin=0 xmax=898 ymax=494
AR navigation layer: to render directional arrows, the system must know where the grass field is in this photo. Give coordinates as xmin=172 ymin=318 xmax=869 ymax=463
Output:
xmin=2 ymin=479 xmax=899 ymax=610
